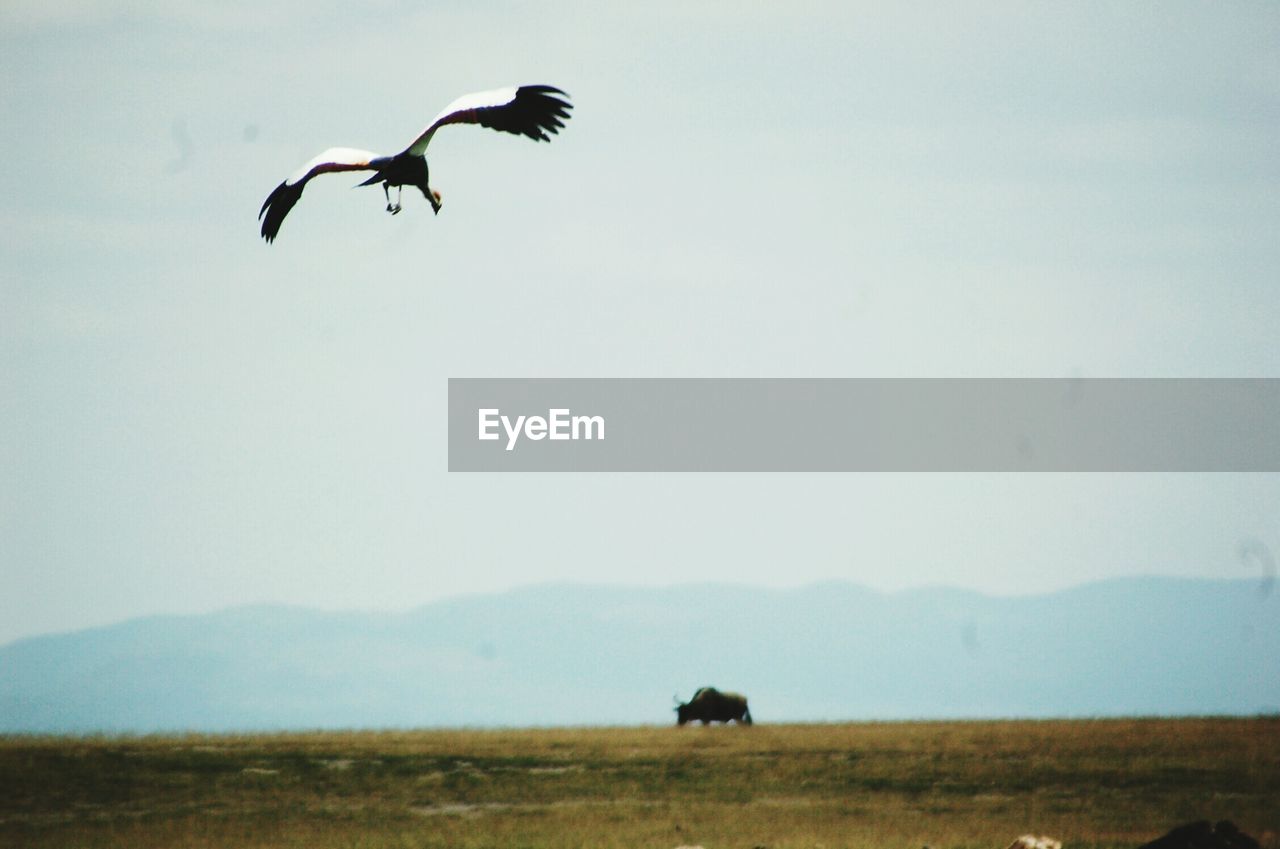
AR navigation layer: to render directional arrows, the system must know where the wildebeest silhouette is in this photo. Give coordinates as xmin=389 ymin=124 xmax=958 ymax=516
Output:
xmin=1137 ymin=821 xmax=1260 ymax=849
xmin=674 ymin=687 xmax=752 ymax=726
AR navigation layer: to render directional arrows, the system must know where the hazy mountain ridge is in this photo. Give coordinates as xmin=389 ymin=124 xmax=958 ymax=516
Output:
xmin=2 ymin=578 xmax=1276 ymax=733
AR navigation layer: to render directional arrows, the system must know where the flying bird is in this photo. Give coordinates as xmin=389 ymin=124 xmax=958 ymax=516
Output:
xmin=259 ymin=84 xmax=572 ymax=243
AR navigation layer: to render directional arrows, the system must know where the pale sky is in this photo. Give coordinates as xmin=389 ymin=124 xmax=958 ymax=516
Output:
xmin=2 ymin=2 xmax=1279 ymax=646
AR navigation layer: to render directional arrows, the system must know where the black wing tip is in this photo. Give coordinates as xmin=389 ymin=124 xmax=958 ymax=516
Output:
xmin=259 ymin=179 xmax=299 ymax=243
xmin=520 ymin=84 xmax=569 ymax=97
xmin=259 ymin=180 xmax=286 ymax=220
xmin=515 ymin=85 xmax=573 ymax=142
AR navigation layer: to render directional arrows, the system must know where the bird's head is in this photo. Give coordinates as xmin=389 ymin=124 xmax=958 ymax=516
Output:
xmin=431 ymin=189 xmax=443 ymax=215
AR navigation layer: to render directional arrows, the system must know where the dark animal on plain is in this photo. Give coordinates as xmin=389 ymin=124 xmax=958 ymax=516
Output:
xmin=1137 ymin=821 xmax=1261 ymax=849
xmin=674 ymin=687 xmax=752 ymax=726
xmin=259 ymin=85 xmax=572 ymax=242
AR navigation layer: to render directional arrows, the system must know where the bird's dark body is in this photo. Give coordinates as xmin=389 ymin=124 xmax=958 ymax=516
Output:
xmin=358 ymin=153 xmax=430 ymax=198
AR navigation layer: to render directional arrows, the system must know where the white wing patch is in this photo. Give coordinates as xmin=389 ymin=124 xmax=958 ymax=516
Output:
xmin=427 ymin=86 xmax=519 ymax=128
xmin=287 ymin=147 xmax=379 ymax=185
xmin=406 ymin=87 xmax=521 ymax=155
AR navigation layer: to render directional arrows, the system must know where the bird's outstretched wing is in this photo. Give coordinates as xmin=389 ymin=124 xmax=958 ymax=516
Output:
xmin=259 ymin=147 xmax=381 ymax=242
xmin=404 ymin=85 xmax=572 ymax=156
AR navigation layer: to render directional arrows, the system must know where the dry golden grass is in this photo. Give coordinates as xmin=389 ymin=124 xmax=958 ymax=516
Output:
xmin=1 ymin=718 xmax=1275 ymax=849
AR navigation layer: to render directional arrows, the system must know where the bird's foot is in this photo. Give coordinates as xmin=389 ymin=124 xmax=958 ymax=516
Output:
xmin=386 ymin=203 xmax=402 ymax=215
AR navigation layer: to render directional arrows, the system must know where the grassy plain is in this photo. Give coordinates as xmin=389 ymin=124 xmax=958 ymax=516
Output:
xmin=0 ymin=718 xmax=1276 ymax=849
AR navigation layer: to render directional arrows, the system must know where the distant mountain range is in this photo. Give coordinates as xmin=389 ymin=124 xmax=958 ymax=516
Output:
xmin=1 ymin=578 xmax=1276 ymax=733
